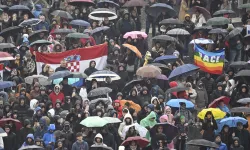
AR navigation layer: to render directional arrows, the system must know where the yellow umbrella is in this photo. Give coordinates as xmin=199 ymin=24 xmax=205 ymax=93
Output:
xmin=197 ymin=108 xmax=226 ymax=120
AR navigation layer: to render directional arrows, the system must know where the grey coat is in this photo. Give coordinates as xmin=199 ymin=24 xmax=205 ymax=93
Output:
xmin=195 ymin=86 xmax=208 ymax=108
xmin=71 ymin=141 xmax=89 ymax=150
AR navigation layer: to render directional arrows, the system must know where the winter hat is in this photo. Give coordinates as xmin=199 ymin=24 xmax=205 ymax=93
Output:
xmin=22 ymin=34 xmax=29 ymax=39
xmin=117 ymin=92 xmax=123 ymax=97
xmin=147 ymin=104 xmax=154 ymax=111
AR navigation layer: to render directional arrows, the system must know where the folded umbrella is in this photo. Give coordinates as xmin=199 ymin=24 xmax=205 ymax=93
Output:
xmin=198 ymin=108 xmax=226 ymax=120
xmin=148 ymin=3 xmax=176 ymax=18
xmin=153 ymin=55 xmax=178 ymax=64
xmin=0 ymin=118 xmax=22 ymax=130
xmin=189 ymin=38 xmax=214 ymax=44
xmin=231 ymin=107 xmax=250 ymax=113
xmin=188 ymin=6 xmax=211 ymax=19
xmin=208 ymin=96 xmax=230 ymax=108
xmin=103 ymin=117 xmax=122 ymax=124
xmin=51 ymin=10 xmax=73 ymax=19
xmin=167 ymin=28 xmax=190 ymax=35
xmin=0 ymin=81 xmax=16 ymax=89
xmin=166 ymin=99 xmax=194 ymax=108
xmin=0 ymin=26 xmax=22 ymax=37
xmin=122 ymin=44 xmax=142 ymax=58
xmin=136 ymin=65 xmax=161 ymax=78
xmin=91 ymin=26 xmax=110 ymax=34
xmin=168 ymin=64 xmax=199 ymax=80
xmin=159 ymin=18 xmax=183 ymax=26
xmin=208 ymin=28 xmax=228 ymax=34
xmin=0 ymin=43 xmax=15 ymax=49
xmin=121 ymin=136 xmax=149 ymax=148
xmin=89 ymin=8 xmax=117 ymax=21
xmin=237 ymin=98 xmax=250 ymax=104
xmin=86 ymin=70 xmax=120 ymax=81
xmin=123 ymin=31 xmax=147 ymax=39
xmin=213 ymin=9 xmax=235 ymax=16
xmin=25 ymin=75 xmax=51 ymax=85
xmin=150 ymin=123 xmax=178 ymax=141
xmin=123 ymin=0 xmax=146 ymax=7
xmin=219 ymin=117 xmax=247 ymax=130
xmin=19 ymin=18 xmax=41 ymax=27
xmin=80 ymin=116 xmax=108 ymax=127
xmin=68 ymin=0 xmax=95 ymax=6
xmin=98 ymin=0 xmax=119 ymax=8
xmin=70 ymin=20 xmax=90 ymax=27
xmin=30 ymin=40 xmax=52 ymax=47
xmin=66 ymin=33 xmax=90 ymax=39
xmin=54 ymin=29 xmax=76 ymax=34
xmin=88 ymin=87 xmax=112 ymax=97
xmin=207 ymin=17 xmax=230 ymax=26
xmin=187 ymin=139 xmax=219 ymax=148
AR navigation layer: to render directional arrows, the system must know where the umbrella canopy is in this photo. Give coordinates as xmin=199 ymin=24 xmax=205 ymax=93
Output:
xmin=231 ymin=107 xmax=250 ymax=113
xmin=103 ymin=117 xmax=122 ymax=124
xmin=51 ymin=10 xmax=73 ymax=19
xmin=86 ymin=70 xmax=120 ymax=81
xmin=122 ymin=44 xmax=142 ymax=58
xmin=49 ymin=71 xmax=87 ymax=80
xmin=234 ymin=70 xmax=250 ymax=82
xmin=208 ymin=96 xmax=230 ymax=108
xmin=98 ymin=0 xmax=119 ymax=8
xmin=0 ymin=26 xmax=22 ymax=37
xmin=152 ymin=35 xmax=177 ymax=43
xmin=149 ymin=63 xmax=168 ymax=68
xmin=189 ymin=6 xmax=211 ymax=19
xmin=123 ymin=0 xmax=146 ymax=7
xmin=0 ymin=43 xmax=15 ymax=49
xmin=30 ymin=40 xmax=52 ymax=47
xmin=18 ymin=145 xmax=44 ymax=150
xmin=229 ymin=61 xmax=248 ymax=68
xmin=54 ymin=29 xmax=76 ymax=34
xmin=0 ymin=118 xmax=22 ymax=130
xmin=219 ymin=117 xmax=247 ymax=130
xmin=238 ymin=3 xmax=250 ymax=9
xmin=88 ymin=87 xmax=112 ymax=97
xmin=237 ymin=98 xmax=250 ymax=104
xmin=198 ymin=108 xmax=226 ymax=120
xmin=89 ymin=8 xmax=117 ymax=21
xmin=148 ymin=3 xmax=176 ymax=17
xmin=192 ymin=26 xmax=212 ymax=34
xmin=9 ymin=5 xmax=29 ymax=11
xmin=80 ymin=116 xmax=108 ymax=127
xmin=208 ymin=28 xmax=228 ymax=34
xmin=136 ymin=65 xmax=161 ymax=78
xmin=150 ymin=123 xmax=178 ymax=141
xmin=121 ymin=136 xmax=149 ymax=148
xmin=190 ymin=38 xmax=214 ymax=44
xmin=70 ymin=20 xmax=90 ymax=27
xmin=156 ymin=74 xmax=168 ymax=80
xmin=25 ymin=75 xmax=51 ymax=85
xmin=120 ymin=100 xmax=141 ymax=113
xmin=28 ymin=29 xmax=49 ymax=41
xmin=91 ymin=26 xmax=110 ymax=34
xmin=68 ymin=0 xmax=95 ymax=6
xmin=90 ymin=145 xmax=113 ymax=150
xmin=122 ymin=79 xmax=143 ymax=94
xmin=66 ymin=33 xmax=90 ymax=39
xmin=166 ymin=99 xmax=194 ymax=108
xmin=159 ymin=18 xmax=183 ymax=26
xmin=167 ymin=28 xmax=190 ymax=35
xmin=0 ymin=52 xmax=15 ymax=61
xmin=123 ymin=31 xmax=147 ymax=39
xmin=207 ymin=17 xmax=230 ymax=26
xmin=226 ymin=27 xmax=243 ymax=40
xmin=153 ymin=55 xmax=178 ymax=64
xmin=0 ymin=81 xmax=16 ymax=89
xmin=122 ymin=123 xmax=147 ymax=138
xmin=213 ymin=9 xmax=235 ymax=16
xmin=168 ymin=64 xmax=199 ymax=80
xmin=165 ymin=85 xmax=188 ymax=94
xmin=187 ymin=139 xmax=219 ymax=148
xmin=89 ymin=98 xmax=111 ymax=109
xmin=0 ymin=5 xmax=8 ymax=11
xmin=19 ymin=18 xmax=41 ymax=27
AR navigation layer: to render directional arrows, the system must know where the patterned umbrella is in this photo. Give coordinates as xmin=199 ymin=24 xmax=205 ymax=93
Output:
xmin=167 ymin=28 xmax=190 ymax=35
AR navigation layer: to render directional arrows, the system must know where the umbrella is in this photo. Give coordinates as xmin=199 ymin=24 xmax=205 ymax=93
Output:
xmin=80 ymin=116 xmax=108 ymax=127
xmin=189 ymin=38 xmax=214 ymax=44
xmin=156 ymin=74 xmax=168 ymax=80
xmin=152 ymin=35 xmax=177 ymax=43
xmin=54 ymin=29 xmax=76 ymax=34
xmin=90 ymin=145 xmax=113 ymax=150
xmin=0 ymin=81 xmax=16 ymax=89
xmin=159 ymin=18 xmax=183 ymax=26
xmin=237 ymin=98 xmax=250 ymax=104
xmin=167 ymin=28 xmax=190 ymax=35
xmin=238 ymin=3 xmax=250 ymax=9
xmin=231 ymin=107 xmax=250 ymax=113
xmin=165 ymin=85 xmax=188 ymax=94
xmin=244 ymin=34 xmax=250 ymax=44
xmin=198 ymin=108 xmax=226 ymax=120
xmin=166 ymin=99 xmax=194 ymax=108
xmin=168 ymin=64 xmax=199 ymax=80
xmin=188 ymin=6 xmax=211 ymax=19
xmin=122 ymin=79 xmax=143 ymax=93
xmin=91 ymin=26 xmax=110 ymax=34
xmin=68 ymin=0 xmax=95 ymax=7
xmin=25 ymin=75 xmax=51 ymax=85
xmin=0 ymin=118 xmax=22 ymax=130
xmin=66 ymin=33 xmax=90 ymax=39
xmin=187 ymin=139 xmax=219 ymax=148
xmin=226 ymin=28 xmax=243 ymax=40
xmin=18 ymin=145 xmax=44 ymax=150
xmin=136 ymin=65 xmax=161 ymax=78
xmin=122 ymin=44 xmax=142 ymax=58
xmin=120 ymin=100 xmax=141 ymax=113
xmin=9 ymin=5 xmax=29 ymax=11
xmin=219 ymin=117 xmax=247 ymax=129
xmin=122 ymin=123 xmax=148 ymax=138
xmin=213 ymin=9 xmax=235 ymax=16
xmin=208 ymin=28 xmax=228 ymax=34
xmin=121 ymin=136 xmax=149 ymax=148
xmin=19 ymin=18 xmax=41 ymax=27
xmin=98 ymin=0 xmax=119 ymax=8
xmin=88 ymin=87 xmax=112 ymax=97
xmin=153 ymin=55 xmax=178 ymax=64
xmin=30 ymin=40 xmax=52 ymax=47
xmin=51 ymin=10 xmax=73 ymax=19
xmin=148 ymin=3 xmax=176 ymax=18
xmin=86 ymin=70 xmax=120 ymax=81
xmin=123 ymin=31 xmax=147 ymax=39
xmin=234 ymin=70 xmax=250 ymax=81
xmin=0 ymin=52 xmax=15 ymax=61
xmin=0 ymin=26 xmax=22 ymax=37
xmin=0 ymin=43 xmax=15 ymax=49
xmin=192 ymin=26 xmax=212 ymax=34
xmin=49 ymin=71 xmax=87 ymax=80
xmin=149 ymin=63 xmax=168 ymax=68
xmin=0 ymin=128 xmax=7 ymax=137
xmin=207 ymin=17 xmax=230 ymax=26
xmin=103 ymin=117 xmax=122 ymax=124
xmin=70 ymin=20 xmax=90 ymax=27
xmin=28 ymin=29 xmax=49 ymax=41
xmin=208 ymin=96 xmax=231 ymax=108
xmin=89 ymin=98 xmax=111 ymax=109
xmin=89 ymin=8 xmax=117 ymax=21
xmin=123 ymin=0 xmax=146 ymax=7
xmin=229 ymin=61 xmax=248 ymax=68
xmin=150 ymin=123 xmax=178 ymax=141
xmin=0 ymin=5 xmax=8 ymax=11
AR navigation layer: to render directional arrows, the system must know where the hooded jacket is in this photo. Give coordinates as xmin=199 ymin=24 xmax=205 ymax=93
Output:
xmin=49 ymin=85 xmax=65 ymax=107
xmin=14 ymin=96 xmax=29 ymax=122
xmin=19 ymin=119 xmax=34 ymax=146
xmin=113 ymin=100 xmax=123 ymax=119
xmin=22 ymin=133 xmax=34 ymax=147
xmin=43 ymin=124 xmax=56 ymax=146
xmin=93 ymin=133 xmax=107 ymax=146
xmin=139 ymin=87 xmax=152 ymax=106
xmin=126 ymin=88 xmax=140 ymax=105
xmin=195 ymin=81 xmax=208 ymax=108
xmin=163 ymin=106 xmax=174 ymax=125
xmin=116 ymin=10 xmax=136 ymax=35
xmin=84 ymin=60 xmax=98 ymax=76
xmin=3 ymin=126 xmax=17 ymax=150
xmin=140 ymin=111 xmax=157 ymax=128
xmin=61 ymin=121 xmax=74 ymax=149
xmin=118 ymin=113 xmax=133 ymax=139
xmin=230 ymin=137 xmax=244 ymax=150
xmin=34 ymin=117 xmax=48 ymax=139
xmin=30 ymin=99 xmax=38 ymax=110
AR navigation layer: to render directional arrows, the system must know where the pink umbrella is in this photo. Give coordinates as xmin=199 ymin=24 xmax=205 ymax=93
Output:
xmin=156 ymin=74 xmax=168 ymax=80
xmin=0 ymin=52 xmax=15 ymax=61
xmin=123 ymin=31 xmax=147 ymax=39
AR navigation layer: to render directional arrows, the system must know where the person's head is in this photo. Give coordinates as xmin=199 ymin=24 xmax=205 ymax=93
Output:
xmin=217 ymin=83 xmax=223 ymax=91
xmin=215 ymin=134 xmax=221 ymax=144
xmin=48 ymin=68 xmax=54 ymax=76
xmin=205 ymin=73 xmax=210 ymax=79
xmin=206 ymin=111 xmax=212 ymax=119
xmin=180 ymin=102 xmax=186 ymax=109
xmin=76 ymin=132 xmax=83 ymax=141
xmin=218 ymin=100 xmax=225 ymax=107
xmin=125 ymin=117 xmax=132 ymax=124
xmin=225 ymin=74 xmax=229 ymax=81
xmin=104 ymin=17 xmax=109 ymax=24
xmin=39 ymin=14 xmax=45 ymax=22
xmin=185 ymin=14 xmax=190 ymax=21
xmin=124 ymin=14 xmax=129 ymax=20
xmin=60 ymin=60 xmax=67 ymax=68
xmin=237 ymin=122 xmax=243 ymax=130
xmin=233 ymin=137 xmax=240 ymax=147
xmin=57 ymin=140 xmax=63 ymax=147
xmin=241 ymin=84 xmax=247 ymax=92
xmin=105 ymin=76 xmax=111 ymax=83
xmin=157 ymin=125 xmax=163 ymax=133
xmin=195 ymin=10 xmax=200 ymax=16
xmin=131 ymin=89 xmax=137 ymax=96
xmin=23 ymin=14 xmax=29 ymax=20
xmin=4 ymin=125 xmax=10 ymax=133
xmin=129 ymin=141 xmax=137 ymax=150
xmin=90 ymin=61 xmax=96 ymax=68
xmin=223 ymin=125 xmax=229 ymax=132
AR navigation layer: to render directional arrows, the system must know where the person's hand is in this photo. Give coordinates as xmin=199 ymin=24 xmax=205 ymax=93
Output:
xmin=184 ymin=123 xmax=188 ymax=126
xmin=232 ymin=132 xmax=235 ymax=137
xmin=200 ymin=130 xmax=204 ymax=135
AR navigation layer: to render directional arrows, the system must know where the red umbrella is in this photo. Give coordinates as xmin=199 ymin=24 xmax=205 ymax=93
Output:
xmin=209 ymin=96 xmax=230 ymax=108
xmin=0 ymin=118 xmax=22 ymax=130
xmin=68 ymin=0 xmax=95 ymax=6
xmin=121 ymin=136 xmax=149 ymax=148
xmin=0 ymin=52 xmax=15 ymax=62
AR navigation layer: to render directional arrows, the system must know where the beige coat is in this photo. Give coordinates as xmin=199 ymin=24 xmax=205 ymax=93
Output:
xmin=179 ymin=0 xmax=189 ymax=21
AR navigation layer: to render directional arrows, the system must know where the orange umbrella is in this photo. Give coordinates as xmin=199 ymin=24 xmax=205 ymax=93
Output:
xmin=122 ymin=44 xmax=142 ymax=58
xmin=120 ymin=100 xmax=141 ymax=113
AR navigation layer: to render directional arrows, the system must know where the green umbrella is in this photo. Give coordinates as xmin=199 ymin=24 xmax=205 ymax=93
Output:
xmin=30 ymin=40 xmax=52 ymax=46
xmin=103 ymin=117 xmax=122 ymax=124
xmin=66 ymin=33 xmax=90 ymax=39
xmin=207 ymin=17 xmax=230 ymax=26
xmin=0 ymin=9 xmax=3 ymax=15
xmin=80 ymin=116 xmax=108 ymax=127
xmin=238 ymin=3 xmax=250 ymax=9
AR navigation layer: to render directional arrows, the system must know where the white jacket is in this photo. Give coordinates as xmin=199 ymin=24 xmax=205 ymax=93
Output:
xmin=191 ymin=14 xmax=206 ymax=27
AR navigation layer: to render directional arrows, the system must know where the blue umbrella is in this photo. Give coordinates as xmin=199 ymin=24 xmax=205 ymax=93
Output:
xmin=0 ymin=81 xmax=16 ymax=90
xmin=70 ymin=20 xmax=90 ymax=27
xmin=98 ymin=0 xmax=119 ymax=8
xmin=91 ymin=26 xmax=110 ymax=34
xmin=168 ymin=64 xmax=199 ymax=80
xmin=148 ymin=3 xmax=176 ymax=17
xmin=153 ymin=55 xmax=178 ymax=63
xmin=9 ymin=5 xmax=29 ymax=11
xmin=166 ymin=99 xmax=194 ymax=108
xmin=218 ymin=117 xmax=247 ymax=131
xmin=48 ymin=71 xmax=71 ymax=81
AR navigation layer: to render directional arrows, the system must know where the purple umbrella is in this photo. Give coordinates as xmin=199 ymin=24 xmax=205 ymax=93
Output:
xmin=156 ymin=74 xmax=168 ymax=80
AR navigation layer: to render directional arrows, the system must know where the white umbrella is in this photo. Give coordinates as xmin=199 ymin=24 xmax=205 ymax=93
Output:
xmin=25 ymin=75 xmax=51 ymax=85
xmin=122 ymin=123 xmax=148 ymax=139
xmin=86 ymin=70 xmax=121 ymax=81
xmin=88 ymin=8 xmax=118 ymax=21
xmin=189 ymin=38 xmax=214 ymax=44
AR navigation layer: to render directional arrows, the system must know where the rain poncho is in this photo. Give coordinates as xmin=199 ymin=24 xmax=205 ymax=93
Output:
xmin=140 ymin=111 xmax=157 ymax=128
xmin=43 ymin=124 xmax=56 ymax=146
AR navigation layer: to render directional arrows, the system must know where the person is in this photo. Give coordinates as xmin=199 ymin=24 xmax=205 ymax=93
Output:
xmin=179 ymin=0 xmax=189 ymax=21
xmin=210 ymin=83 xmax=228 ymax=103
xmin=55 ymin=60 xmax=69 ymax=72
xmin=220 ymin=125 xmax=232 ymax=148
xmin=72 ymin=132 xmax=89 ymax=150
xmin=92 ymin=133 xmax=107 ymax=146
xmin=230 ymin=137 xmax=244 ymax=150
xmin=174 ymin=102 xmax=193 ymax=124
xmin=21 ymin=134 xmax=35 ymax=147
xmin=118 ymin=113 xmax=133 ymax=140
xmin=84 ymin=61 xmax=98 ymax=76
xmin=3 ymin=124 xmax=17 ymax=150
xmin=34 ymin=14 xmax=49 ymax=31
xmin=217 ymin=100 xmax=230 ymax=116
xmin=186 ymin=82 xmax=197 ymax=104
xmin=32 ymin=4 xmax=42 ymax=18
xmin=183 ymin=14 xmax=195 ymax=34
xmin=228 ymin=34 xmax=243 ymax=63
xmin=191 ymin=10 xmax=206 ymax=27
xmin=145 ymin=0 xmax=156 ymax=36
xmin=43 ymin=124 xmax=56 ymax=147
xmin=233 ymin=122 xmax=249 ymax=150
xmin=201 ymin=111 xmax=218 ymax=142
xmin=49 ymin=85 xmax=65 ymax=107
xmin=195 ymin=81 xmax=208 ymax=115
xmin=18 ymin=119 xmax=34 ymax=146
xmin=214 ymin=134 xmax=228 ymax=150
xmin=176 ymin=116 xmax=188 ymax=150
xmin=55 ymin=139 xmax=68 ymax=150
xmin=61 ymin=121 xmax=74 ymax=150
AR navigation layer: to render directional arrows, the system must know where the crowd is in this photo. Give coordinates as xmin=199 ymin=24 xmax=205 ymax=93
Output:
xmin=0 ymin=0 xmax=250 ymax=150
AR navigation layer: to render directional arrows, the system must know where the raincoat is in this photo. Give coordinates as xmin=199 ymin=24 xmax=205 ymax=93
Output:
xmin=43 ymin=124 xmax=56 ymax=146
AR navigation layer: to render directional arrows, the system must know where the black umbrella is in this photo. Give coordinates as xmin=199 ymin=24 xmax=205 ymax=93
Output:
xmin=98 ymin=0 xmax=119 ymax=8
xmin=229 ymin=61 xmax=248 ymax=68
xmin=148 ymin=3 xmax=176 ymax=18
xmin=149 ymin=63 xmax=168 ymax=68
xmin=226 ymin=27 xmax=243 ymax=40
xmin=209 ymin=28 xmax=228 ymax=34
xmin=54 ymin=29 xmax=76 ymax=34
xmin=188 ymin=6 xmax=211 ymax=20
xmin=91 ymin=26 xmax=110 ymax=34
xmin=166 ymin=28 xmax=190 ymax=35
xmin=150 ymin=123 xmax=178 ymax=141
xmin=19 ymin=18 xmax=41 ymax=27
xmin=0 ymin=43 xmax=15 ymax=49
xmin=89 ymin=98 xmax=112 ymax=109
xmin=165 ymin=85 xmax=188 ymax=94
xmin=28 ymin=29 xmax=49 ymax=41
xmin=123 ymin=0 xmax=147 ymax=7
xmin=159 ymin=18 xmax=183 ymax=26
xmin=90 ymin=145 xmax=113 ymax=150
xmin=0 ymin=5 xmax=8 ymax=11
xmin=0 ymin=26 xmax=22 ymax=37
xmin=207 ymin=17 xmax=230 ymax=26
xmin=18 ymin=145 xmax=44 ymax=150
xmin=237 ymin=98 xmax=250 ymax=104
xmin=186 ymin=139 xmax=219 ymax=148
xmin=122 ymin=79 xmax=143 ymax=94
xmin=192 ymin=26 xmax=212 ymax=34
xmin=9 ymin=5 xmax=30 ymax=11
xmin=231 ymin=107 xmax=250 ymax=113
xmin=51 ymin=10 xmax=73 ymax=19
xmin=30 ymin=40 xmax=52 ymax=47
xmin=88 ymin=87 xmax=112 ymax=97
xmin=213 ymin=9 xmax=235 ymax=16
xmin=234 ymin=69 xmax=250 ymax=78
xmin=152 ymin=35 xmax=177 ymax=43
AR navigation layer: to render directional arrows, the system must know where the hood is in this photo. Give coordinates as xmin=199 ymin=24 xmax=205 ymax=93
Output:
xmin=19 ymin=95 xmax=26 ymax=105
xmin=159 ymin=115 xmax=168 ymax=123
xmin=186 ymin=82 xmax=192 ymax=88
xmin=164 ymin=106 xmax=171 ymax=114
xmin=196 ymin=80 xmax=204 ymax=89
xmin=123 ymin=113 xmax=133 ymax=123
xmin=30 ymin=99 xmax=38 ymax=110
xmin=169 ymin=81 xmax=178 ymax=88
xmin=114 ymin=100 xmax=120 ymax=105
xmin=39 ymin=117 xmax=48 ymax=128
xmin=0 ymin=91 xmax=8 ymax=102
xmin=122 ymin=9 xmax=130 ymax=18
xmin=24 ymin=119 xmax=31 ymax=127
xmin=145 ymin=111 xmax=157 ymax=120
xmin=48 ymin=124 xmax=56 ymax=131
xmin=241 ymin=84 xmax=249 ymax=93
xmin=141 ymin=111 xmax=157 ymax=127
xmin=35 ymin=4 xmax=42 ymax=11
xmin=34 ymin=107 xmax=41 ymax=113
xmin=53 ymin=42 xmax=63 ymax=52
xmin=54 ymin=85 xmax=60 ymax=94
xmin=232 ymin=137 xmax=240 ymax=146
xmin=147 ymin=104 xmax=154 ymax=111
xmin=63 ymin=121 xmax=70 ymax=127
xmin=89 ymin=60 xmax=96 ymax=68
xmin=117 ymin=92 xmax=123 ymax=97
xmin=55 ymin=99 xmax=62 ymax=105
xmin=26 ymin=134 xmax=34 ymax=140
xmin=129 ymin=88 xmax=138 ymax=96
xmin=151 ymin=97 xmax=159 ymax=104
xmin=94 ymin=133 xmax=103 ymax=143
xmin=48 ymin=109 xmax=55 ymax=117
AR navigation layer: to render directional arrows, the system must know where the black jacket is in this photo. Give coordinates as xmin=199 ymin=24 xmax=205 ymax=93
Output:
xmin=84 ymin=61 xmax=98 ymax=76
xmin=3 ymin=132 xmax=17 ymax=150
xmin=234 ymin=129 xmax=250 ymax=150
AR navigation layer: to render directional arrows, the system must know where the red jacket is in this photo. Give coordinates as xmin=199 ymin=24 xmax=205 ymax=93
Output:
xmin=113 ymin=100 xmax=123 ymax=119
xmin=49 ymin=92 xmax=65 ymax=107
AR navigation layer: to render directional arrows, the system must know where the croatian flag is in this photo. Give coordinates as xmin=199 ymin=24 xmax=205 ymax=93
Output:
xmin=35 ymin=44 xmax=108 ymax=84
